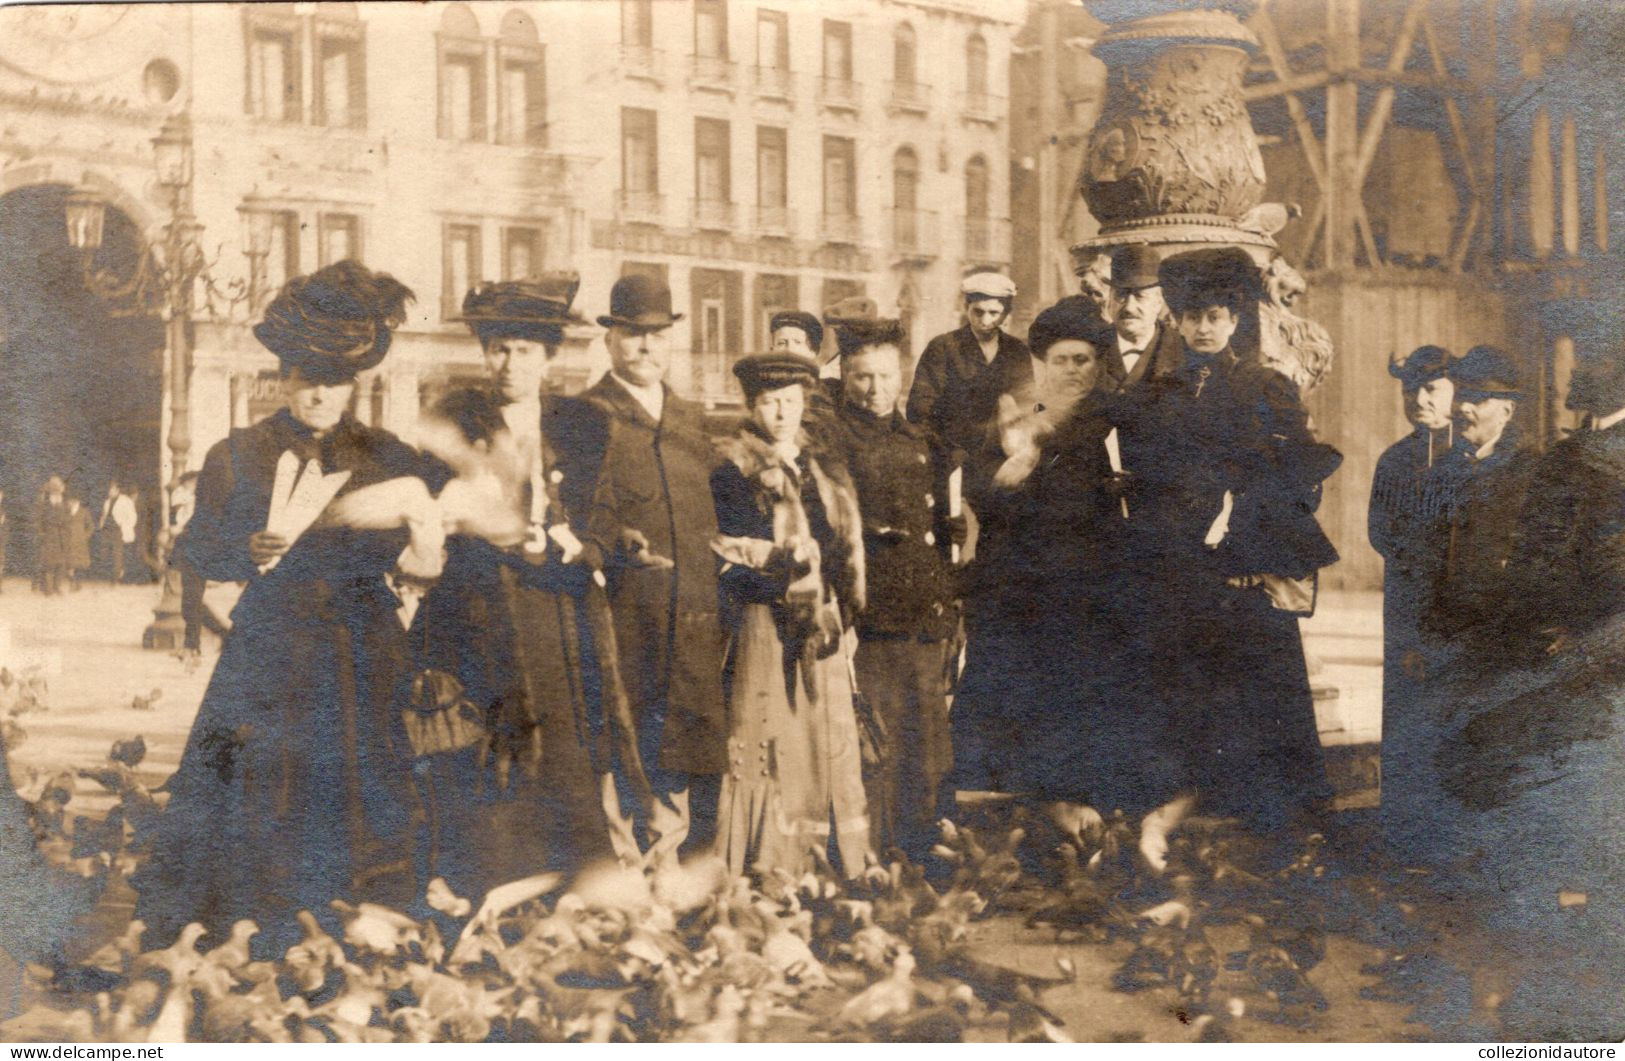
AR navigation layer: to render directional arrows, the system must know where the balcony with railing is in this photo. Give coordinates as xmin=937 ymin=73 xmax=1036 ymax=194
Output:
xmin=887 ymin=80 xmax=931 ymax=115
xmin=752 ymin=65 xmax=794 ymax=101
xmin=689 ymin=54 xmax=736 ymax=93
xmin=959 ymin=90 xmax=1005 ymax=124
xmin=755 ymin=204 xmax=794 ymax=237
xmin=963 ymin=216 xmax=1012 ymax=263
xmin=618 ymin=45 xmax=666 ymax=82
xmin=617 ymin=190 xmax=664 ymax=225
xmin=692 ymin=198 xmax=736 ymax=232
xmin=887 ymin=208 xmax=939 ymax=259
xmin=820 ymin=211 xmax=862 ymax=245
xmin=818 ymin=76 xmax=861 ymax=112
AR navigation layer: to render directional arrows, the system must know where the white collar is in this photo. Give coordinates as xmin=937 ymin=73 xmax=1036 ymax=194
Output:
xmin=1117 ymin=330 xmax=1152 ymax=355
xmin=610 ymin=373 xmax=665 ymax=421
xmin=501 ymin=399 xmax=542 ymax=438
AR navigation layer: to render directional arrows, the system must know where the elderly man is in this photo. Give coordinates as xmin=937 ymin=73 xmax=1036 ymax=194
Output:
xmin=1105 ymin=244 xmax=1184 ymax=389
xmin=1424 ymin=345 xmax=1536 ymax=650
xmin=583 ymin=274 xmax=726 ymax=865
xmin=829 ymin=314 xmax=956 ymax=859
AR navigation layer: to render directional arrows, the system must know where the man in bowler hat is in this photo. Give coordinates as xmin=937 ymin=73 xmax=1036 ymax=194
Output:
xmin=582 ymin=274 xmax=727 ymax=865
xmin=1105 ymin=244 xmax=1184 ymax=389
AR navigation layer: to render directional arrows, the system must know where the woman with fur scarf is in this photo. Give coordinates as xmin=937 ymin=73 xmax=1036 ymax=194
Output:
xmin=709 ymin=352 xmax=874 ymax=878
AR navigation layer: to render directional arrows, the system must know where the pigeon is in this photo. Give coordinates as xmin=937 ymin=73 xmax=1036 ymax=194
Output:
xmin=130 ymin=689 xmax=162 ymax=712
xmin=110 ymin=736 xmax=147 ymax=768
xmin=832 ymin=947 xmax=919 ymax=1029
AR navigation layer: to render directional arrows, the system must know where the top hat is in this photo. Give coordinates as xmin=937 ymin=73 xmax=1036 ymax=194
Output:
xmin=597 ymin=274 xmax=683 ymax=331
xmin=1449 ymin=344 xmax=1523 ymax=399
xmin=1109 ymin=244 xmax=1162 ymax=292
xmin=1157 ymin=247 xmax=1264 ymax=316
xmin=733 ymin=351 xmax=820 ymax=398
xmin=254 ymin=260 xmax=415 ymax=383
xmin=1389 ymin=344 xmax=1455 ymax=387
xmin=769 ymin=310 xmax=824 ymax=352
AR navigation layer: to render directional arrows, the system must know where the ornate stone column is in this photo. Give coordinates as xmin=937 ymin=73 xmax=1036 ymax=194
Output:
xmin=1074 ymin=0 xmax=1333 ymax=392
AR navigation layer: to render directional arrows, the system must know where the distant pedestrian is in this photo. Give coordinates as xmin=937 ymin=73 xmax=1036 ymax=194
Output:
xmin=34 ymin=477 xmax=70 ymax=596
xmin=96 ymin=480 xmax=137 ymax=582
xmin=65 ymin=495 xmax=93 ymax=590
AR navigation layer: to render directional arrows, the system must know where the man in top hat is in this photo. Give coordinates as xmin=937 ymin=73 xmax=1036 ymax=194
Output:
xmin=1106 ymin=244 xmax=1184 ymax=389
xmin=828 ymin=314 xmax=957 ymax=859
xmin=1424 ymin=344 xmax=1536 ymax=649
xmin=581 ymin=273 xmax=727 ymax=866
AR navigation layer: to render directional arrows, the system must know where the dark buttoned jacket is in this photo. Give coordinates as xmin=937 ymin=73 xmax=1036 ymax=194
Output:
xmin=906 ymin=325 xmax=1033 ymax=464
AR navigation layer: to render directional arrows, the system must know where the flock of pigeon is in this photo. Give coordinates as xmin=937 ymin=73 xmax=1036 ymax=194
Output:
xmin=6 ymin=731 xmax=1459 ymax=1044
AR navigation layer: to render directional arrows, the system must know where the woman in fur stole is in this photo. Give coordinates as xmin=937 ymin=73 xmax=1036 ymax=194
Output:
xmin=709 ymin=352 xmax=875 ymax=878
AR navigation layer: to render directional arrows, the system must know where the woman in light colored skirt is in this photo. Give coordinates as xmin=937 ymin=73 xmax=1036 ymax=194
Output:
xmin=709 ymin=352 xmax=874 ymax=878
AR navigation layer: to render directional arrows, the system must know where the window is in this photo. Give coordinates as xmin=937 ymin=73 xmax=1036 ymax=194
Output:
xmin=498 ymin=10 xmax=545 ymax=146
xmin=894 ymin=24 xmax=918 ymax=86
xmin=621 ymin=0 xmax=653 ymax=47
xmin=622 ymin=107 xmax=659 ymax=194
xmin=966 ymin=33 xmax=989 ymax=99
xmin=823 ymin=136 xmax=856 ymax=217
xmin=443 ymin=223 xmax=482 ymax=319
xmin=757 ymin=10 xmax=788 ymax=70
xmin=756 ymin=273 xmax=798 ymax=350
xmin=694 ymin=0 xmax=727 ymax=59
xmin=313 ymin=20 xmax=366 ymax=128
xmin=690 ymin=268 xmax=743 ymax=398
xmin=502 ymin=226 xmax=542 ymax=279
xmin=695 ymin=118 xmax=731 ymax=204
xmin=822 ymin=278 xmax=865 ymax=315
xmin=266 ymin=211 xmax=301 ymax=301
xmin=319 ymin=213 xmax=360 ymax=267
xmin=757 ymin=127 xmax=787 ymax=210
xmin=894 ymin=148 xmax=919 ymax=212
xmin=438 ymin=5 xmax=486 ymax=142
xmin=246 ymin=25 xmax=300 ymax=122
xmin=822 ymin=20 xmax=852 ymax=81
xmin=966 ymin=154 xmax=990 ymax=220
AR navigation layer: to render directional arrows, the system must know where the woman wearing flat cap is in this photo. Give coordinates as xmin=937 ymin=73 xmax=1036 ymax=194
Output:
xmin=136 ymin=260 xmax=435 ymax=955
xmin=1134 ymin=247 xmax=1340 ymax=835
xmin=400 ymin=273 xmax=626 ymax=901
xmin=1369 ymin=344 xmax=1462 ymax=855
xmin=709 ymin=351 xmax=873 ymax=877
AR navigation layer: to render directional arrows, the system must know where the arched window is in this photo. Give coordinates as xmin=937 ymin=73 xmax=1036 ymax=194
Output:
xmin=441 ymin=2 xmax=481 ymax=38
xmin=499 ymin=9 xmax=538 ymax=45
xmin=498 ymin=8 xmax=545 ymax=145
xmin=439 ymin=3 xmax=487 ymax=141
xmin=894 ymin=24 xmax=918 ymax=87
xmin=893 ymin=147 xmax=921 ymax=249
xmin=966 ymin=32 xmax=988 ymax=99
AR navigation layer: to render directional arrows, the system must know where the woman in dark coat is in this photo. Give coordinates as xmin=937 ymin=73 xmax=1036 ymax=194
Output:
xmin=135 ymin=262 xmax=430 ymax=956
xmin=1142 ymin=248 xmax=1340 ymax=834
xmin=403 ymin=276 xmax=620 ymax=900
xmin=952 ymin=299 xmax=1177 ymax=814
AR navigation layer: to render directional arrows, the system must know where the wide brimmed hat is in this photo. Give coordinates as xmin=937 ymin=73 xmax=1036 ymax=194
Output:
xmin=1109 ymin=244 xmax=1162 ymax=292
xmin=769 ymin=310 xmax=824 ymax=351
xmin=961 ymin=272 xmax=1016 ymax=302
xmin=1027 ymin=296 xmax=1114 ymax=359
xmin=458 ymin=273 xmax=585 ymax=331
xmin=597 ymin=274 xmax=682 ymax=331
xmin=733 ymin=352 xmax=819 ymax=398
xmin=1389 ymin=344 xmax=1455 ymax=387
xmin=254 ymin=260 xmax=414 ymax=383
xmin=1449 ymin=344 xmax=1523 ymax=399
xmin=1157 ymin=247 xmax=1264 ymax=316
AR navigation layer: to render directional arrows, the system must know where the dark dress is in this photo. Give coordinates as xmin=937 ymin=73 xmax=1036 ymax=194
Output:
xmin=405 ymin=393 xmax=618 ymax=901
xmin=135 ymin=410 xmax=427 ymax=955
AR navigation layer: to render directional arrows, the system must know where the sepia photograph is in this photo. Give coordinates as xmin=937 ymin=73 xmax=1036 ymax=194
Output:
xmin=0 ymin=0 xmax=1620 ymax=1045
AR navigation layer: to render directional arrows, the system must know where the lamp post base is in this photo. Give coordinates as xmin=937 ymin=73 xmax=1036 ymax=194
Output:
xmin=141 ymin=568 xmax=186 ymax=651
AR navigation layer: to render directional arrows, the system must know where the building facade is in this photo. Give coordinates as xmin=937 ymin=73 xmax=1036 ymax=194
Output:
xmin=0 ymin=0 xmax=1023 ymax=550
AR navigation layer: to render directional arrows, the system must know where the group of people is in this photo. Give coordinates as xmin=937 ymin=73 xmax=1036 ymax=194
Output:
xmin=27 ymin=475 xmax=151 ymax=594
xmin=133 ymin=247 xmax=1348 ymax=957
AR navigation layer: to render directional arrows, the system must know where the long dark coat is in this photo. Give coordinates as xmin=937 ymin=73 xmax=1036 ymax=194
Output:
xmin=406 ymin=393 xmax=619 ymax=900
xmin=906 ymin=325 xmax=1033 ymax=466
xmin=581 ymin=376 xmax=727 ymax=778
xmin=134 ymin=410 xmax=426 ymax=955
xmin=34 ymin=496 xmax=70 ymax=571
xmin=1120 ymin=349 xmax=1337 ymax=829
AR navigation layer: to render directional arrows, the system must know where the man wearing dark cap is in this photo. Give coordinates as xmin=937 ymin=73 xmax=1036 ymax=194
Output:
xmin=582 ymin=273 xmax=726 ymax=866
xmin=1424 ymin=344 xmax=1536 ymax=649
xmin=1107 ymin=244 xmax=1184 ymax=388
xmin=1369 ymin=344 xmax=1462 ymax=857
xmin=830 ymin=316 xmax=956 ymax=859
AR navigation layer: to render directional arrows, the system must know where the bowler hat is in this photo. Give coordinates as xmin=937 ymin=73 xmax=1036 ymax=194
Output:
xmin=1389 ymin=344 xmax=1455 ymax=387
xmin=459 ymin=273 xmax=584 ymax=328
xmin=1449 ymin=344 xmax=1523 ymax=399
xmin=733 ymin=351 xmax=819 ymax=399
xmin=1110 ymin=244 xmax=1162 ymax=292
xmin=597 ymin=274 xmax=683 ymax=331
xmin=1158 ymin=247 xmax=1264 ymax=316
xmin=254 ymin=260 xmax=415 ymax=384
xmin=769 ymin=310 xmax=824 ymax=351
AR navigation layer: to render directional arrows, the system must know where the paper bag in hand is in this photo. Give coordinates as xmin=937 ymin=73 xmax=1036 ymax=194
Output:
xmin=259 ymin=450 xmax=352 ymax=573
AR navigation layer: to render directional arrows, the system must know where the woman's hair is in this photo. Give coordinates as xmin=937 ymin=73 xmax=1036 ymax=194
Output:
xmin=833 ymin=317 xmax=907 ymax=360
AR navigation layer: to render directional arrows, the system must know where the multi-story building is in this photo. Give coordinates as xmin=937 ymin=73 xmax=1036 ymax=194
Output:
xmin=0 ymin=0 xmax=1023 ymax=564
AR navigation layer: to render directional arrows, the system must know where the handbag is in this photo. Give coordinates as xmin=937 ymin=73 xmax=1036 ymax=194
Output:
xmin=402 ymin=668 xmax=487 ymax=758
